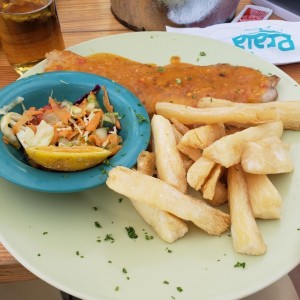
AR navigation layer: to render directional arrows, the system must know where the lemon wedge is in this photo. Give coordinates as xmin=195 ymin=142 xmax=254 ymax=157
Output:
xmin=25 ymin=146 xmax=111 ymax=171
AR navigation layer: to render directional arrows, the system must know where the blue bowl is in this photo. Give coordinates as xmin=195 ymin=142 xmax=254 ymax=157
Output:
xmin=0 ymin=71 xmax=150 ymax=193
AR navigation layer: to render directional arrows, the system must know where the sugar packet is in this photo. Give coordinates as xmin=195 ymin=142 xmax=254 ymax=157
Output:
xmin=166 ymin=20 xmax=300 ymax=65
xmin=232 ymin=4 xmax=273 ymax=22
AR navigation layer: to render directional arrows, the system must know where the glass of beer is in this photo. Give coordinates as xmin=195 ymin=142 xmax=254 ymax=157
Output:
xmin=0 ymin=0 xmax=65 ymax=75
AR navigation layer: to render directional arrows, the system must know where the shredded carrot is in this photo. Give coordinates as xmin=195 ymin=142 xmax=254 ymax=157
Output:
xmin=50 ymin=128 xmax=59 ymax=145
xmin=12 ymin=114 xmax=32 ymax=134
xmin=108 ymin=145 xmax=122 ymax=156
xmin=54 ymin=108 xmax=71 ymax=125
xmin=102 ymin=86 xmax=121 ymax=129
xmin=76 ymin=117 xmax=86 ymax=127
xmin=102 ymin=86 xmax=114 ymax=113
xmin=106 ymin=133 xmax=120 ymax=146
xmin=86 ymin=110 xmax=103 ymax=131
xmin=79 ymin=98 xmax=87 ymax=110
xmin=25 ymin=109 xmax=41 ymax=116
xmin=115 ymin=118 xmax=121 ymax=130
xmin=88 ymin=134 xmax=106 ymax=147
xmin=66 ymin=130 xmax=79 ymax=141
xmin=48 ymin=97 xmax=59 ymax=109
xmin=2 ymin=136 xmax=10 ymax=145
xmin=58 ymin=129 xmax=73 ymax=138
xmin=27 ymin=124 xmax=37 ymax=134
xmin=72 ymin=99 xmax=87 ymax=118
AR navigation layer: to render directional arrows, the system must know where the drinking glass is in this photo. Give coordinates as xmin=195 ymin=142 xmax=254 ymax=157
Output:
xmin=0 ymin=0 xmax=65 ymax=74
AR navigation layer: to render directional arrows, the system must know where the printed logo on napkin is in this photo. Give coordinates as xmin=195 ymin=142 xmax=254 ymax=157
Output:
xmin=166 ymin=20 xmax=300 ymax=65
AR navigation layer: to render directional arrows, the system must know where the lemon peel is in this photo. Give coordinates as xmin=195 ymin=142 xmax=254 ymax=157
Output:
xmin=25 ymin=146 xmax=111 ymax=171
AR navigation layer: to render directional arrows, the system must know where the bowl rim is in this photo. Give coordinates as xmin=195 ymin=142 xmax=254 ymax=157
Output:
xmin=0 ymin=71 xmax=151 ymax=193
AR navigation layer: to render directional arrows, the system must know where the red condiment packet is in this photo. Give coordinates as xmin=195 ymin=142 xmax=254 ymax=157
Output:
xmin=232 ymin=4 xmax=273 ymax=22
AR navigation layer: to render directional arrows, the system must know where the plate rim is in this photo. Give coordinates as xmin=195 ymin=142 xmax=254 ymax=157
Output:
xmin=1 ymin=31 xmax=300 ymax=300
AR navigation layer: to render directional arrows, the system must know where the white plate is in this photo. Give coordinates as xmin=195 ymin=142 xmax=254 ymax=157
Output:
xmin=1 ymin=32 xmax=300 ymax=300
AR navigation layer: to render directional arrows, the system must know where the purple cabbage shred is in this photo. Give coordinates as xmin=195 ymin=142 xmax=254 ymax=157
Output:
xmin=74 ymin=84 xmax=101 ymax=104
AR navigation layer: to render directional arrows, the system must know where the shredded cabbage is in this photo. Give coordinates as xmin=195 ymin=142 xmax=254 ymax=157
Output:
xmin=16 ymin=120 xmax=54 ymax=148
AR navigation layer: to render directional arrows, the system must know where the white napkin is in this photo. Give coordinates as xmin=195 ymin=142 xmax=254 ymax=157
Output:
xmin=166 ymin=20 xmax=300 ymax=65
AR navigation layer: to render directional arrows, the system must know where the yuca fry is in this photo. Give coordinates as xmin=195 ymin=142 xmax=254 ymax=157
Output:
xmin=172 ymin=126 xmax=196 ymax=170
xmin=130 ymin=151 xmax=188 ymax=243
xmin=187 ymin=156 xmax=215 ymax=190
xmin=210 ymin=181 xmax=228 ymax=207
xmin=107 ymin=166 xmax=231 ymax=235
xmin=176 ymin=143 xmax=202 ymax=161
xmin=136 ymin=151 xmax=156 ymax=175
xmin=202 ymin=164 xmax=224 ymax=200
xmin=177 ymin=124 xmax=226 ymax=150
xmin=170 ymin=117 xmax=190 ymax=134
xmin=241 ymin=136 xmax=294 ymax=174
xmin=203 ymin=121 xmax=283 ymax=168
xmin=197 ymin=97 xmax=300 ymax=130
xmin=151 ymin=114 xmax=187 ymax=193
xmin=228 ymin=164 xmax=266 ymax=255
xmin=155 ymin=102 xmax=280 ymax=126
xmin=180 ymin=153 xmax=194 ymax=171
xmin=171 ymin=125 xmax=183 ymax=144
xmin=244 ymin=173 xmax=282 ymax=219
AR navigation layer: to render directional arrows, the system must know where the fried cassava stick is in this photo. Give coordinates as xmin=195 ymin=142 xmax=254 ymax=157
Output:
xmin=197 ymin=98 xmax=300 ymax=130
xmin=155 ymin=102 xmax=280 ymax=126
xmin=107 ymin=166 xmax=230 ymax=235
xmin=228 ymin=164 xmax=266 ymax=255
xmin=151 ymin=114 xmax=187 ymax=193
xmin=203 ymin=121 xmax=283 ymax=168
xmin=130 ymin=151 xmax=188 ymax=243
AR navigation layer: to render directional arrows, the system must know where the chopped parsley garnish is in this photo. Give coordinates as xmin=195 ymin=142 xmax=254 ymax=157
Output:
xmin=94 ymin=221 xmax=102 ymax=228
xmin=197 ymin=51 xmax=207 ymax=62
xmin=122 ymin=267 xmax=127 ymax=274
xmin=297 ymin=228 xmax=300 ymax=230
xmin=176 ymin=287 xmax=183 ymax=293
xmin=118 ymin=197 xmax=123 ymax=203
xmin=92 ymin=206 xmax=98 ymax=211
xmin=75 ymin=250 xmax=84 ymax=258
xmin=42 ymin=232 xmax=48 ymax=235
xmin=143 ymin=230 xmax=154 ymax=240
xmin=165 ymin=247 xmax=173 ymax=253
xmin=157 ymin=66 xmax=165 ymax=73
xmin=99 ymin=167 xmax=108 ymax=174
xmin=115 ymin=286 xmax=119 ymax=291
xmin=104 ymin=234 xmax=115 ymax=243
xmin=145 ymin=233 xmax=154 ymax=240
xmin=163 ymin=280 xmax=169 ymax=284
xmin=136 ymin=113 xmax=148 ymax=124
xmin=103 ymin=159 xmax=112 ymax=166
xmin=37 ymin=253 xmax=41 ymax=257
xmin=126 ymin=226 xmax=138 ymax=239
xmin=108 ymin=260 xmax=112 ymax=263
xmin=234 ymin=261 xmax=246 ymax=268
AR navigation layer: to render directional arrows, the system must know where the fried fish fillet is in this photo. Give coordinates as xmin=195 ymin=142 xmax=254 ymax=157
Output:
xmin=45 ymin=50 xmax=280 ymax=115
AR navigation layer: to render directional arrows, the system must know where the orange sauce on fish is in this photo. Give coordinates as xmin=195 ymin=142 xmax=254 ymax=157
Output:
xmin=46 ymin=51 xmax=278 ymax=115
xmin=87 ymin=53 xmax=274 ymax=114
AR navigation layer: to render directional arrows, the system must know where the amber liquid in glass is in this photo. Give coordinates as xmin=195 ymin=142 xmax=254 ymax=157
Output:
xmin=0 ymin=0 xmax=65 ymax=74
